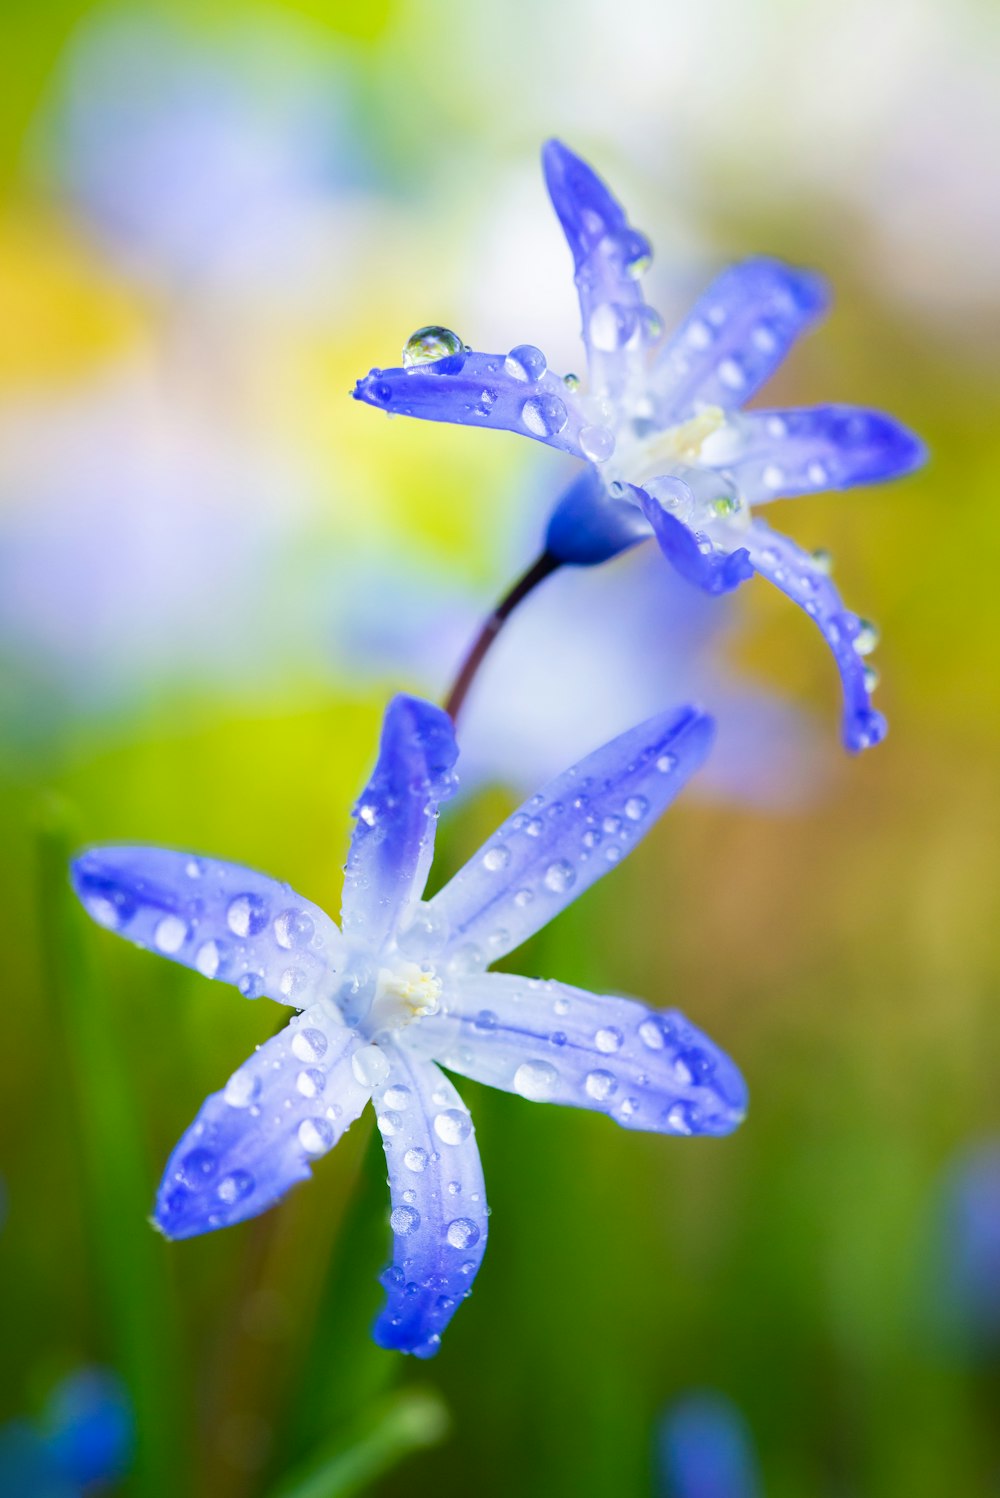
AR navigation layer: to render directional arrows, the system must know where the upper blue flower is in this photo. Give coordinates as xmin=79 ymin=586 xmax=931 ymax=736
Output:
xmin=0 ymin=1369 xmax=133 ymax=1497
xmin=353 ymin=140 xmax=926 ymax=752
xmin=72 ymin=695 xmax=746 ymax=1358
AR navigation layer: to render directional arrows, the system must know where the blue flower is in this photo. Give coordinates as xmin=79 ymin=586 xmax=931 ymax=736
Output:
xmin=659 ymin=1392 xmax=761 ymax=1498
xmin=72 ymin=695 xmax=746 ymax=1358
xmin=354 ymin=141 xmax=926 ymax=752
xmin=0 ymin=1370 xmax=133 ymax=1497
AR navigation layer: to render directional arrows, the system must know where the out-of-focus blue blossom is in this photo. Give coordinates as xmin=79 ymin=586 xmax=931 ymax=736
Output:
xmin=355 ymin=141 xmax=926 ymax=751
xmin=37 ymin=10 xmax=367 ymax=297
xmin=331 ymin=547 xmax=828 ymax=809
xmin=659 ymin=1392 xmax=761 ymax=1498
xmin=0 ymin=1370 xmax=133 ymax=1496
xmin=72 ymin=695 xmax=746 ymax=1357
xmin=935 ymin=1141 xmax=1000 ymax=1357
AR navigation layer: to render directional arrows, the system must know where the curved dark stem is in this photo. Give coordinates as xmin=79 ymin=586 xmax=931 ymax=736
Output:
xmin=443 ymin=550 xmax=563 ymax=722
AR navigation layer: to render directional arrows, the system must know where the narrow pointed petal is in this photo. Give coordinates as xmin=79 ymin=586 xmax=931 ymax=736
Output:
xmin=371 ymin=1041 xmax=488 ymax=1358
xmin=542 ymin=138 xmax=661 ymax=398
xmin=545 ymin=467 xmax=650 ymax=566
xmin=427 ymin=706 xmax=714 ymax=965
xmin=155 ymin=1005 xmax=369 ymax=1238
xmin=652 ymin=257 xmax=829 ymax=422
xmin=411 ymin=974 xmax=747 ymax=1136
xmin=740 ymin=520 xmax=886 ymax=752
xmin=71 ymin=846 xmax=344 ymax=1005
xmin=353 ymin=350 xmax=610 ymax=464
xmin=705 ymin=405 xmax=927 ymax=503
xmin=341 ymin=695 xmax=458 ymax=949
xmin=635 ymin=482 xmax=753 ymax=595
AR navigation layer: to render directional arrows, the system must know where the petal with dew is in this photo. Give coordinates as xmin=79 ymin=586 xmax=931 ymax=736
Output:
xmin=341 ymin=695 xmax=458 ymax=949
xmin=542 ymin=138 xmax=661 ymax=399
xmin=652 ymin=257 xmax=829 ymax=422
xmin=635 ymin=482 xmax=752 ymax=595
xmin=371 ymin=1041 xmax=488 ymax=1358
xmin=704 ymin=404 xmax=927 ymax=504
xmin=426 ymin=706 xmax=714 ymax=967
xmin=353 ymin=350 xmax=609 ymax=464
xmin=409 ymin=974 xmax=746 ymax=1136
xmin=155 ymin=1005 xmax=369 ymax=1238
xmin=71 ymin=846 xmax=344 ymax=1006
xmin=739 ymin=520 xmax=886 ymax=752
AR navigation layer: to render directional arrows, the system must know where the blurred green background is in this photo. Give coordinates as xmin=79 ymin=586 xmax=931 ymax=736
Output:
xmin=2 ymin=1 xmax=999 ymax=1495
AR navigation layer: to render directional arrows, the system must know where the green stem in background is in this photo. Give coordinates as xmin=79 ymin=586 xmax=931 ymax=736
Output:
xmin=442 ymin=550 xmax=562 ymax=722
xmin=36 ymin=797 xmax=186 ymax=1498
xmin=266 ymin=1387 xmax=449 ymax=1498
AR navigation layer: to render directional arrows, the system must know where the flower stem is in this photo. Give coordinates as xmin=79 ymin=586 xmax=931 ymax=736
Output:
xmin=443 ymin=550 xmax=562 ymax=722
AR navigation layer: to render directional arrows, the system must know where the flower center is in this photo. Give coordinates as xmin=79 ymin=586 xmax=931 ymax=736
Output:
xmin=628 ymin=405 xmax=727 ymax=485
xmin=368 ymin=959 xmax=442 ymax=1034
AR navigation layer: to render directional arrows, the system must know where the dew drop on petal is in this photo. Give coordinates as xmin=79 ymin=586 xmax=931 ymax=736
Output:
xmin=154 ymin=915 xmax=187 ymax=954
xmin=446 ymin=1217 xmax=480 ymax=1249
xmin=513 ymin=1060 xmax=558 ymax=1100
xmin=403 ymin=1147 xmax=428 ymax=1173
xmin=656 ymin=753 xmax=677 ymax=774
xmin=402 ymin=326 xmax=463 ymax=367
xmin=384 ymin=1085 xmax=411 ymax=1110
xmin=298 ymin=1117 xmax=334 ymax=1155
xmin=238 ymin=972 xmax=264 ymax=999
xmin=504 ymin=344 xmax=547 ymax=381
xmin=579 ymin=424 xmax=615 ymax=463
xmin=274 ymin=910 xmax=315 ymax=949
xmin=227 ymin=894 xmax=268 ymax=938
xmin=853 ymin=618 xmax=880 ymax=655
xmin=543 ymin=860 xmax=575 ymax=894
xmin=624 ymin=795 xmax=648 ymax=822
xmin=595 ymin=1026 xmax=624 ymax=1053
xmin=584 ymin=1069 xmax=617 ymax=1101
xmin=224 ymin=1069 xmax=261 ymax=1108
xmin=296 ymin=1068 xmax=326 ymax=1098
xmin=522 ymin=395 xmax=568 ymax=438
xmin=434 ymin=1109 xmax=473 ymax=1146
xmin=292 ymin=1028 xmax=328 ymax=1064
xmin=482 ymin=845 xmax=510 ymax=873
xmin=352 ymin=1045 xmax=390 ymax=1088
xmin=180 ymin=1149 xmax=216 ymax=1187
xmin=217 ymin=1170 xmax=254 ymax=1205
xmin=639 ymin=1017 xmax=667 ymax=1050
xmin=195 ymin=940 xmax=221 ymax=978
xmin=390 ymin=1204 xmax=421 ymax=1236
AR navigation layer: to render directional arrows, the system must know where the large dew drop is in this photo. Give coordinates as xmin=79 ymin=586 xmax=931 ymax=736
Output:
xmin=402 ymin=326 xmax=463 ymax=367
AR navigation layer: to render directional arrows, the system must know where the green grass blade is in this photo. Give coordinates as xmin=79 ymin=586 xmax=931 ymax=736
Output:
xmin=267 ymin=1387 xmax=449 ymax=1498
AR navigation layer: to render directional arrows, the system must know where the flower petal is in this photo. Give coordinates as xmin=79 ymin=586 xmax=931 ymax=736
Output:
xmin=411 ymin=974 xmax=747 ymax=1136
xmin=154 ymin=1004 xmax=369 ymax=1238
xmin=739 ymin=520 xmax=886 ymax=752
xmin=341 ymin=695 xmax=458 ymax=949
xmin=542 ymin=138 xmax=660 ymax=399
xmin=635 ymin=482 xmax=753 ymax=595
xmin=426 ymin=705 xmax=714 ymax=965
xmin=71 ymin=846 xmax=344 ymax=1005
xmin=705 ymin=405 xmax=927 ymax=503
xmin=545 ymin=467 xmax=650 ymax=566
xmin=371 ymin=1040 xmax=488 ymax=1358
xmin=652 ymin=257 xmax=829 ymax=422
xmin=353 ymin=349 xmax=606 ymax=463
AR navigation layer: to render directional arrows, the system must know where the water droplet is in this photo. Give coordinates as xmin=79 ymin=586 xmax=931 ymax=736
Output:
xmin=595 ymin=1027 xmax=623 ymax=1053
xmin=377 ymin=1110 xmax=401 ymax=1137
xmin=298 ymin=1117 xmax=334 ymax=1154
xmin=666 ymin=1102 xmax=694 ymax=1134
xmin=718 ymin=357 xmax=745 ymax=390
xmin=482 ymin=845 xmax=510 ymax=873
xmin=589 ymin=302 xmax=629 ymax=352
xmin=180 ymin=1149 xmax=216 ymax=1188
xmin=585 ymin=1069 xmax=617 ymax=1101
xmin=811 ymin=547 xmax=833 ymax=575
xmin=639 ymin=1017 xmax=669 ymax=1050
xmin=602 ymin=815 xmax=622 ymax=835
xmin=446 ymin=1217 xmax=480 ymax=1249
xmin=296 ymin=1067 xmax=326 ymax=1099
xmin=624 ymin=795 xmax=648 ymax=822
xmin=687 ymin=319 xmax=712 ymax=349
xmin=473 ymin=1010 xmax=497 ymax=1032
xmin=434 ymin=1109 xmax=472 ymax=1145
xmin=513 ymin=887 xmax=534 ymax=907
xmin=863 ymin=664 xmax=880 ymax=692
xmin=579 ymin=425 xmax=615 ymax=463
xmin=504 ymin=344 xmax=547 ymax=381
xmin=853 ymin=619 xmax=879 ymax=655
xmin=238 ymin=972 xmax=264 ymax=999
xmin=384 ymin=1085 xmax=411 ymax=1110
xmin=543 ymin=860 xmax=575 ymax=895
xmin=656 ymin=753 xmax=677 ymax=774
xmin=403 ymin=1147 xmax=428 ymax=1173
xmin=807 ymin=461 xmax=828 ymax=485
xmin=279 ymin=967 xmax=308 ymax=1000
xmin=524 ymin=816 xmax=544 ymax=837
xmin=522 ymin=395 xmax=568 ymax=438
xmin=195 ymin=940 xmax=221 ymax=978
xmin=513 ymin=1060 xmax=558 ymax=1100
xmin=217 ymin=1170 xmax=254 ymax=1205
xmin=227 ymin=894 xmax=268 ymax=938
xmin=154 ymin=914 xmax=187 ymax=954
xmin=563 ymin=372 xmax=581 ymax=391
xmin=390 ymin=1204 xmax=421 ymax=1236
xmin=292 ymin=1028 xmax=328 ymax=1064
xmin=274 ymin=909 xmax=315 ymax=949
xmin=605 ymin=846 xmax=622 ymax=865
xmin=224 ymin=1068 xmax=261 ymax=1108
xmin=402 ymin=326 xmax=463 ymax=367
xmin=762 ymin=464 xmax=784 ymax=490
xmin=358 ymin=803 xmax=377 ymax=827
xmin=352 ymin=1045 xmax=390 ymax=1088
